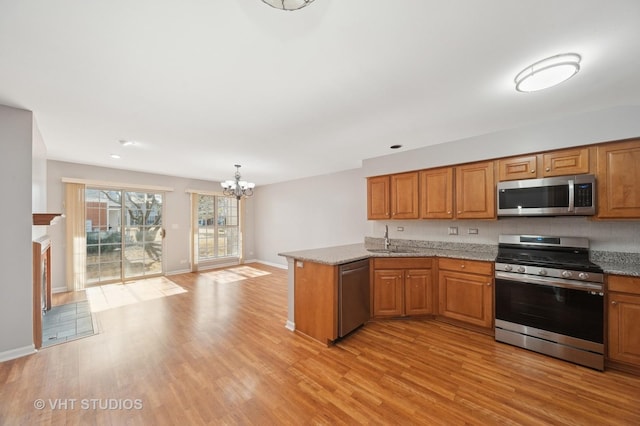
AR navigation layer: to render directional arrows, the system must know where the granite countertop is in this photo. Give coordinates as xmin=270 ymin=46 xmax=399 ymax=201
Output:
xmin=278 ymin=240 xmax=498 ymax=265
xmin=278 ymin=239 xmax=640 ymax=277
xmin=591 ymin=251 xmax=640 ymax=277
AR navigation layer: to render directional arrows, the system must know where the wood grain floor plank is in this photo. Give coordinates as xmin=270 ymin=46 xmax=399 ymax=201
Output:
xmin=2 ymin=263 xmax=640 ymax=425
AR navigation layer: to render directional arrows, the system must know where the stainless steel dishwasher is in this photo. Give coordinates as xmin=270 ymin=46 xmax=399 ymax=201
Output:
xmin=338 ymin=259 xmax=370 ymax=338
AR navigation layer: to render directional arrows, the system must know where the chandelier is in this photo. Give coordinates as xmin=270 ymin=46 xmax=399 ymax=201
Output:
xmin=261 ymin=0 xmax=315 ymax=11
xmin=221 ymin=165 xmax=256 ymax=200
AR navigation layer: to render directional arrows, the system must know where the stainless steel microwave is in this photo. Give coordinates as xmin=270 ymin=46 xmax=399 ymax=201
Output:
xmin=497 ymin=174 xmax=596 ymax=216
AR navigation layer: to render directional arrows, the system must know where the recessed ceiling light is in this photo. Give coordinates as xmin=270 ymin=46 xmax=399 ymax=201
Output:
xmin=119 ymin=139 xmax=136 ymax=147
xmin=390 ymin=144 xmax=403 ymax=149
xmin=515 ymin=53 xmax=581 ymax=92
xmin=110 ymin=154 xmax=121 ymax=159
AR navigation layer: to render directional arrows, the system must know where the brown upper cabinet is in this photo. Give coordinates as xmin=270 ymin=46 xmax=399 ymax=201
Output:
xmin=390 ymin=172 xmax=419 ymax=219
xmin=455 ymin=161 xmax=496 ymax=219
xmin=498 ymin=147 xmax=591 ymax=181
xmin=420 ymin=162 xmax=495 ymax=220
xmin=367 ymin=175 xmax=390 ymax=219
xmin=597 ymin=139 xmax=640 ymax=218
xmin=367 ymin=172 xmax=419 ymax=220
xmin=420 ymin=167 xmax=454 ymax=219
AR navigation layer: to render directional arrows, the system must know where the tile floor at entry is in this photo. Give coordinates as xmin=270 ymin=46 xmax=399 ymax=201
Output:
xmin=42 ymin=300 xmax=95 ymax=347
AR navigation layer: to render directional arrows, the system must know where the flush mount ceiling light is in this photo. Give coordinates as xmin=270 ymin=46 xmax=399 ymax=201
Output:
xmin=515 ymin=53 xmax=581 ymax=92
xmin=221 ymin=165 xmax=256 ymax=200
xmin=261 ymin=0 xmax=315 ymax=11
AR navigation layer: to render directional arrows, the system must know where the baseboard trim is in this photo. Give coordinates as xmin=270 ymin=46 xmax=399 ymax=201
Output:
xmin=285 ymin=320 xmax=295 ymax=332
xmin=0 ymin=344 xmax=36 ymax=363
xmin=166 ymin=268 xmax=191 ymax=276
xmin=255 ymin=260 xmax=288 ymax=270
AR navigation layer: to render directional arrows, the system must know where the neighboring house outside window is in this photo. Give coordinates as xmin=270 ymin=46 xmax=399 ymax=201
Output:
xmin=195 ymin=194 xmax=240 ymax=266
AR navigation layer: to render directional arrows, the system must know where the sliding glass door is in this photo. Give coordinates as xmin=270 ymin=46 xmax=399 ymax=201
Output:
xmin=86 ymin=189 xmax=164 ymax=285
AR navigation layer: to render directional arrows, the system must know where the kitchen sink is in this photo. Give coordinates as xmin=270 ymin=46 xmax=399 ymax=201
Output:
xmin=367 ymin=248 xmax=417 ymax=254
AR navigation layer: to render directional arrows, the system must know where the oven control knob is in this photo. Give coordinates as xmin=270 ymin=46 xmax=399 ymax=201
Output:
xmin=578 ymin=272 xmax=589 ymax=280
xmin=504 ymin=265 xmax=513 ymax=272
xmin=538 ymin=269 xmax=547 ymax=276
xmin=561 ymin=270 xmax=572 ymax=278
xmin=516 ymin=266 xmax=526 ymax=273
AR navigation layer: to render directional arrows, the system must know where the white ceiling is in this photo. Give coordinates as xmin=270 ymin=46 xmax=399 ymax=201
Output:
xmin=1 ymin=0 xmax=640 ymax=185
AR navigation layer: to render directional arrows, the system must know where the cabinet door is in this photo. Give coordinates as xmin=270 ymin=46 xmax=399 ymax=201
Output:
xmin=438 ymin=270 xmax=493 ymax=328
xmin=367 ymin=175 xmax=390 ymax=220
xmin=597 ymin=140 xmax=640 ymax=218
xmin=420 ymin=167 xmax=453 ymax=219
xmin=455 ymin=161 xmax=496 ymax=219
xmin=497 ymin=155 xmax=537 ymax=181
xmin=608 ymin=292 xmax=640 ymax=366
xmin=405 ymin=269 xmax=433 ymax=316
xmin=372 ymin=269 xmax=404 ymax=317
xmin=542 ymin=147 xmax=590 ymax=177
xmin=294 ymin=262 xmax=338 ymax=344
xmin=390 ymin=172 xmax=419 ymax=219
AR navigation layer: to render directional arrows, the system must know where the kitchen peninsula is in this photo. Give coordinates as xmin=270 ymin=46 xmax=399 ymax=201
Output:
xmin=279 ymin=238 xmax=640 ymax=373
xmin=279 ymin=239 xmax=498 ymax=344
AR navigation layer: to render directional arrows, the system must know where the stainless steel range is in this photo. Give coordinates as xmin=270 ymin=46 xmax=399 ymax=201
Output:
xmin=494 ymin=235 xmax=605 ymax=370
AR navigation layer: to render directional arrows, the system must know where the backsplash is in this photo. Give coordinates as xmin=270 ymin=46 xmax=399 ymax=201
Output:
xmin=369 ymin=216 xmax=640 ymax=253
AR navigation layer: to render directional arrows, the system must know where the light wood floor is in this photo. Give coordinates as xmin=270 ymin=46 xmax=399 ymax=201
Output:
xmin=1 ymin=263 xmax=639 ymax=425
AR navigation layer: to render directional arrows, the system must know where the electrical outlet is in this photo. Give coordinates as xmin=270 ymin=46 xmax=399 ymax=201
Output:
xmin=448 ymin=226 xmax=458 ymax=235
xmin=397 ymin=226 xmax=404 ymax=231
xmin=468 ymin=228 xmax=479 ymax=235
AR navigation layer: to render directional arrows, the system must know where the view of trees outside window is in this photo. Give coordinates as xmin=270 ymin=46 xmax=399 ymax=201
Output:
xmin=197 ymin=195 xmax=239 ymax=260
xmin=86 ymin=189 xmax=163 ymax=284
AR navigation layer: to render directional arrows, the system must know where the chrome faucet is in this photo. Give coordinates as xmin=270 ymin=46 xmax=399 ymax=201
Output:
xmin=384 ymin=225 xmax=390 ymax=250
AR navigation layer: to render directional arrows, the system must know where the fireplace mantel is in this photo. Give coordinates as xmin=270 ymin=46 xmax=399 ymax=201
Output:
xmin=33 ymin=213 xmax=62 ymax=225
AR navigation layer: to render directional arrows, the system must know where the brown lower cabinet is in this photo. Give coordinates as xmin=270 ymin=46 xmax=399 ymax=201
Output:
xmin=607 ymin=274 xmax=640 ymax=370
xmin=371 ymin=258 xmax=434 ymax=318
xmin=437 ymin=258 xmax=494 ymax=329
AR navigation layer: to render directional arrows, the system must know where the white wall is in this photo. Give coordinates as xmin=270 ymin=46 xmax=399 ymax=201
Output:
xmin=0 ymin=105 xmax=35 ymax=360
xmin=363 ymin=105 xmax=640 ymax=177
xmin=47 ymin=161 xmax=255 ymax=291
xmin=32 ymin=117 xmax=47 ymax=241
xmin=253 ymin=168 xmax=368 ymax=266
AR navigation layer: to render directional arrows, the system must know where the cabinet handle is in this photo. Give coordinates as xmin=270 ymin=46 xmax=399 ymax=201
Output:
xmin=486 ymin=282 xmax=491 ymax=286
xmin=530 ymin=169 xmax=535 ymax=173
xmin=447 ymin=211 xmax=451 ymax=214
xmin=546 ymin=167 xmax=550 ymax=172
xmin=460 ymin=264 xmax=465 ymax=269
xmin=457 ymin=211 xmax=462 ymax=214
xmin=611 ymin=301 xmax=618 ymax=305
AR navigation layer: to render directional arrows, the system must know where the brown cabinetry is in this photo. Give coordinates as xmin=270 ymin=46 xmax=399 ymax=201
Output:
xmin=542 ymin=147 xmax=591 ymax=177
xmin=367 ymin=172 xmax=419 ymax=220
xmin=420 ymin=167 xmax=454 ymax=219
xmin=454 ymin=161 xmax=496 ymax=219
xmin=498 ymin=147 xmax=591 ymax=181
xmin=294 ymin=260 xmax=338 ymax=345
xmin=367 ymin=175 xmax=390 ymax=220
xmin=390 ymin=172 xmax=419 ymax=219
xmin=371 ymin=258 xmax=434 ymax=318
xmin=438 ymin=258 xmax=493 ymax=329
xmin=607 ymin=274 xmax=640 ymax=369
xmin=597 ymin=139 xmax=640 ymax=218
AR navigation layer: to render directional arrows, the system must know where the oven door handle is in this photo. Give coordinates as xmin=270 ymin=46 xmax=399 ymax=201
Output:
xmin=495 ymin=271 xmax=603 ymax=292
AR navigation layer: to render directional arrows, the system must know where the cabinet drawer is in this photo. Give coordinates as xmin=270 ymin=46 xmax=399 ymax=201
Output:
xmin=608 ymin=275 xmax=640 ymax=295
xmin=373 ymin=257 xmax=432 ymax=270
xmin=438 ymin=258 xmax=493 ymax=275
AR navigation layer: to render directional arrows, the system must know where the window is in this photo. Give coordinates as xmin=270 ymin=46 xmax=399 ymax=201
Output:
xmin=196 ymin=194 xmax=239 ymax=260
